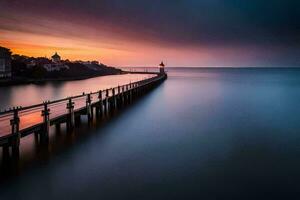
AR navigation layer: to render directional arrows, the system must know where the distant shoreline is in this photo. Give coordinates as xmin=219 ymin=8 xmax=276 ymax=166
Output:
xmin=0 ymin=72 xmax=127 ymax=87
xmin=0 ymin=71 xmax=160 ymax=87
xmin=122 ymin=67 xmax=300 ymax=69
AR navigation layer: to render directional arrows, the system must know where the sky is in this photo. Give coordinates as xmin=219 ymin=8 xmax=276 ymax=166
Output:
xmin=0 ymin=0 xmax=299 ymax=67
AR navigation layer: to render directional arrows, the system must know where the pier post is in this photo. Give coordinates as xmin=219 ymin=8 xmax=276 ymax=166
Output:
xmin=86 ymin=93 xmax=93 ymax=121
xmin=66 ymin=98 xmax=75 ymax=131
xmin=104 ymin=89 xmax=108 ymax=114
xmin=10 ymin=108 xmax=20 ymax=157
xmin=41 ymin=102 xmax=50 ymax=142
xmin=135 ymin=82 xmax=138 ymax=97
xmin=117 ymin=85 xmax=121 ymax=108
xmin=97 ymin=90 xmax=103 ymax=117
xmin=129 ymin=82 xmax=133 ymax=103
xmin=132 ymin=83 xmax=136 ymax=98
xmin=136 ymin=82 xmax=139 ymax=97
xmin=112 ymin=88 xmax=117 ymax=109
xmin=122 ymin=86 xmax=125 ymax=105
xmin=125 ymin=84 xmax=129 ymax=104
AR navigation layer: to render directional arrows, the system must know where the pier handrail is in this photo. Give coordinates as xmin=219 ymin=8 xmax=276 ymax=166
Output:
xmin=0 ymin=73 xmax=166 ymax=134
xmin=0 ymin=72 xmax=167 ymax=158
xmin=0 ymin=73 xmax=160 ymax=115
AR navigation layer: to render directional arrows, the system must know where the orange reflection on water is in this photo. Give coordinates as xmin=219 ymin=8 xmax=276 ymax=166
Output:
xmin=2 ymin=74 xmax=153 ymax=110
xmin=0 ymin=74 xmax=155 ymax=135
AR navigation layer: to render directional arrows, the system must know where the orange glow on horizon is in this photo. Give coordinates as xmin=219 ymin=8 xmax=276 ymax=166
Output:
xmin=0 ymin=26 xmax=248 ymax=67
xmin=0 ymin=3 xmax=296 ymax=67
xmin=0 ymin=11 xmax=220 ymax=67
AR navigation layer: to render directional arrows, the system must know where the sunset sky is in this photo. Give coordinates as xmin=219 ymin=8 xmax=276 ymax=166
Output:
xmin=0 ymin=0 xmax=299 ymax=67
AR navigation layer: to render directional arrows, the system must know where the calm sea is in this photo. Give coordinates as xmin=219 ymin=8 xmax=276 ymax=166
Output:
xmin=1 ymin=68 xmax=300 ymax=199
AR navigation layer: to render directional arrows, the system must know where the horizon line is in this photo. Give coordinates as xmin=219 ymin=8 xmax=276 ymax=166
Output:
xmin=119 ymin=66 xmax=300 ymax=69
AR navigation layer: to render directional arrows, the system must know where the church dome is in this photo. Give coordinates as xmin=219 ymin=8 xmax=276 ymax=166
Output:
xmin=52 ymin=52 xmax=60 ymax=59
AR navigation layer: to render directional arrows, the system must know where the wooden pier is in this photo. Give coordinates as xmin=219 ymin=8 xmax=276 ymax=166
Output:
xmin=0 ymin=72 xmax=167 ymax=158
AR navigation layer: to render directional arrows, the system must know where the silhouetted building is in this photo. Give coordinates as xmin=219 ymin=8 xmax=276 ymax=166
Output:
xmin=0 ymin=46 xmax=12 ymax=78
xmin=159 ymin=61 xmax=165 ymax=74
xmin=51 ymin=52 xmax=61 ymax=63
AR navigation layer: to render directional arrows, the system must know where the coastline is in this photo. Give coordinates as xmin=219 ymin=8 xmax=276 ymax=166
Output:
xmin=0 ymin=71 xmax=127 ymax=87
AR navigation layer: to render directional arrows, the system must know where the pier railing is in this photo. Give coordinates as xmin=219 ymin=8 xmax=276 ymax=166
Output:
xmin=0 ymin=72 xmax=167 ymax=155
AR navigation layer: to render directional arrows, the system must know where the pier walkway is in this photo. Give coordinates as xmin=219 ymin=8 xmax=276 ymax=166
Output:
xmin=0 ymin=72 xmax=167 ymax=157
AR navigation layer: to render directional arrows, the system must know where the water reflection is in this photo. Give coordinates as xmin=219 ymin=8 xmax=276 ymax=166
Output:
xmin=0 ymin=74 xmax=153 ymax=110
xmin=1 ymin=68 xmax=300 ymax=199
xmin=0 ymin=73 xmax=154 ymax=179
xmin=0 ymin=105 xmax=127 ymax=181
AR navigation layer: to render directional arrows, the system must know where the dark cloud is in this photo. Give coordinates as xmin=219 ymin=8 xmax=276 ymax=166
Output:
xmin=1 ymin=0 xmax=299 ymax=66
xmin=2 ymin=0 xmax=299 ymax=45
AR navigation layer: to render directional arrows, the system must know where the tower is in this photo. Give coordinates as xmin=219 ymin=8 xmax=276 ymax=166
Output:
xmin=51 ymin=52 xmax=61 ymax=63
xmin=159 ymin=61 xmax=165 ymax=74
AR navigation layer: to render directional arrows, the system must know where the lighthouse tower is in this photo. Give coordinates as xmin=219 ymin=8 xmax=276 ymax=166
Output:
xmin=159 ymin=61 xmax=165 ymax=74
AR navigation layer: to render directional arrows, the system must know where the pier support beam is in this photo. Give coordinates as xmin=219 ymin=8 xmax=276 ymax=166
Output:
xmin=41 ymin=102 xmax=50 ymax=142
xmin=121 ymin=86 xmax=125 ymax=105
xmin=117 ymin=86 xmax=121 ymax=108
xmin=136 ymin=82 xmax=140 ymax=97
xmin=112 ymin=88 xmax=117 ymax=110
xmin=10 ymin=108 xmax=20 ymax=157
xmin=86 ymin=93 xmax=93 ymax=122
xmin=132 ymin=83 xmax=136 ymax=99
xmin=66 ymin=98 xmax=75 ymax=131
xmin=126 ymin=86 xmax=129 ymax=104
xmin=97 ymin=90 xmax=103 ymax=117
xmin=129 ymin=82 xmax=133 ymax=103
xmin=135 ymin=83 xmax=138 ymax=97
xmin=105 ymin=89 xmax=109 ymax=114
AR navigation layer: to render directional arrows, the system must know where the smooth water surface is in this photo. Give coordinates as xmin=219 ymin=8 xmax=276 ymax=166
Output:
xmin=1 ymin=68 xmax=300 ymax=199
xmin=0 ymin=74 xmax=153 ymax=110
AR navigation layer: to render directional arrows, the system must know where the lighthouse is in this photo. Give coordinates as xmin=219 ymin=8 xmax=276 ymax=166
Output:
xmin=159 ymin=61 xmax=165 ymax=74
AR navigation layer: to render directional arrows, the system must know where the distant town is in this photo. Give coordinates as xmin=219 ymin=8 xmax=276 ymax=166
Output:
xmin=0 ymin=46 xmax=122 ymax=85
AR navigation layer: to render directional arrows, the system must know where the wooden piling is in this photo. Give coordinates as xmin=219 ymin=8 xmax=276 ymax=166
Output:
xmin=100 ymin=91 xmax=104 ymax=116
xmin=41 ymin=102 xmax=50 ymax=142
xmin=112 ymin=88 xmax=117 ymax=109
xmin=86 ymin=93 xmax=92 ymax=121
xmin=122 ymin=86 xmax=125 ymax=105
xmin=129 ymin=82 xmax=133 ymax=103
xmin=105 ymin=89 xmax=109 ymax=114
xmin=10 ymin=108 xmax=20 ymax=157
xmin=66 ymin=98 xmax=75 ymax=131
